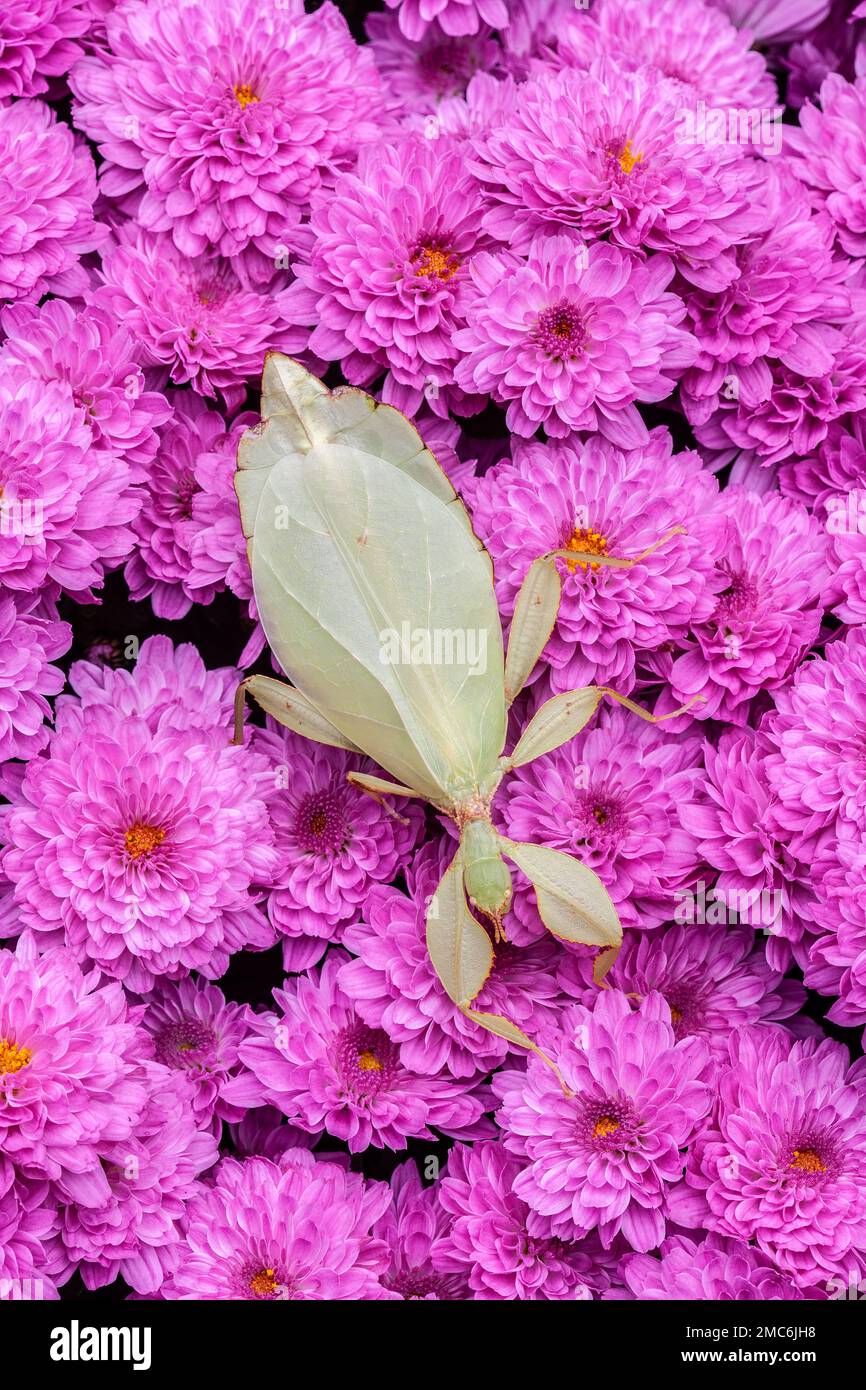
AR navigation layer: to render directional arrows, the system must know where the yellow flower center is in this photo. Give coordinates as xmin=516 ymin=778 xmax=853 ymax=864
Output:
xmin=249 ymin=1268 xmax=279 ymax=1296
xmin=670 ymin=1005 xmax=683 ymax=1024
xmin=412 ymin=244 xmax=460 ymax=281
xmin=358 ymin=1050 xmax=383 ymax=1072
xmin=124 ymin=823 xmax=166 ymax=860
xmin=790 ymin=1148 xmax=826 ymax=1174
xmin=234 ymin=84 xmax=259 ymax=111
xmin=592 ymin=1115 xmax=620 ymax=1139
xmin=0 ymin=1038 xmax=32 ymax=1075
xmin=617 ymin=140 xmax=643 ymax=174
xmin=565 ymin=526 xmax=609 ymax=572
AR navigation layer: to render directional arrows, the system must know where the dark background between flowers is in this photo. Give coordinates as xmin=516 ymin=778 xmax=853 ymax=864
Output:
xmin=19 ymin=0 xmax=856 ymax=1300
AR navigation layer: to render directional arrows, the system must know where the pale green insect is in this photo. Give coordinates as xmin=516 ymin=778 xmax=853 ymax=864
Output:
xmin=233 ymin=354 xmax=694 ymax=1075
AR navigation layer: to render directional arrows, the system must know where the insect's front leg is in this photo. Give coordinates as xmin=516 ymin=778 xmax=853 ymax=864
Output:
xmin=346 ymin=771 xmax=430 ymax=825
xmin=231 ymin=674 xmax=362 ymax=750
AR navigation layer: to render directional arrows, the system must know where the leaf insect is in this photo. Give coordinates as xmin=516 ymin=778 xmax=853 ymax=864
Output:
xmin=233 ymin=355 xmax=697 ymax=1079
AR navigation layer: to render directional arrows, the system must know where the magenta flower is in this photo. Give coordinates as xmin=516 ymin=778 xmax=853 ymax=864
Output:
xmin=0 ymin=98 xmax=104 ymax=303
xmin=765 ymin=627 xmax=866 ymax=856
xmin=366 ymin=10 xmax=503 ymax=115
xmin=0 ymin=947 xmax=148 ymax=1186
xmin=709 ymin=0 xmax=831 ymax=43
xmin=372 ymin=1160 xmax=469 ymax=1299
xmin=160 ymin=1150 xmax=393 ymax=1300
xmin=788 ymin=68 xmax=866 ymax=257
xmin=621 ymin=1232 xmax=805 ymax=1300
xmin=50 ymin=1068 xmax=218 ymax=1294
xmin=125 ymin=393 xmax=254 ymax=620
xmin=340 ymin=837 xmax=567 ymax=1078
xmin=91 ymin=227 xmax=307 ymax=411
xmin=70 ymin=0 xmax=385 ymax=278
xmin=224 ymin=954 xmax=493 ymax=1152
xmin=0 ymin=375 xmax=142 ymax=599
xmin=0 ymin=593 xmax=69 ymax=764
xmin=1 ymin=644 xmax=278 ymax=993
xmin=664 ymin=487 xmax=831 ymax=723
xmin=0 ymin=298 xmax=170 ymax=475
xmin=0 ymin=1157 xmax=59 ymax=1300
xmin=806 ymin=818 xmax=866 ymax=1027
xmin=288 ymin=133 xmax=491 ymax=415
xmin=468 ymin=429 xmax=721 ymax=694
xmin=257 ymin=727 xmax=425 ymax=974
xmin=559 ymin=921 xmax=804 ymax=1056
xmin=469 ymin=64 xmax=761 ymax=288
xmin=680 ymin=1027 xmax=866 ymax=1290
xmin=557 ymin=0 xmax=777 ymax=109
xmin=139 ymin=978 xmax=254 ymax=1135
xmin=453 ymin=235 xmax=696 ymax=444
xmin=499 ymin=704 xmax=705 ymax=932
xmin=679 ymin=726 xmax=819 ymax=966
xmin=433 ymin=1141 xmax=613 ymax=1299
xmin=0 ymin=0 xmax=99 ymax=99
xmin=780 ymin=413 xmax=866 ymax=511
xmin=494 ymin=991 xmax=713 ymax=1250
xmin=384 ymin=0 xmax=507 ymax=42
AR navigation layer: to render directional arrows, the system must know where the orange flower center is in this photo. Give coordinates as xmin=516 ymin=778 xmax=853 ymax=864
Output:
xmin=790 ymin=1148 xmax=826 ymax=1174
xmin=124 ymin=823 xmax=166 ymax=860
xmin=592 ymin=1115 xmax=620 ymax=1139
xmin=249 ymin=1268 xmax=279 ymax=1296
xmin=0 ymin=1038 xmax=32 ymax=1075
xmin=412 ymin=244 xmax=460 ymax=281
xmin=233 ymin=84 xmax=259 ymax=111
xmin=565 ymin=526 xmax=609 ymax=572
xmin=357 ymin=1049 xmax=383 ymax=1072
xmin=617 ymin=139 xmax=642 ymax=174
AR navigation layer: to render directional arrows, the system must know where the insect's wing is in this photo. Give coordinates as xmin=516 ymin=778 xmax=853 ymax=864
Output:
xmin=246 ymin=438 xmax=506 ymax=803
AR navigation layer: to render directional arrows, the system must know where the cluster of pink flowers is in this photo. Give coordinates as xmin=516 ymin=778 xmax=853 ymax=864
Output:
xmin=2 ymin=0 xmax=866 ymax=1305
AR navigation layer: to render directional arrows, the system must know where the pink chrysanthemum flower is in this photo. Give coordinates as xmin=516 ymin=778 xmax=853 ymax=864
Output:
xmin=709 ymin=0 xmax=831 ymax=44
xmin=50 ymin=1067 xmax=218 ymax=1294
xmin=0 ymin=593 xmax=69 ymax=764
xmin=0 ymin=375 xmax=141 ymax=599
xmin=621 ymin=1232 xmax=805 ymax=1300
xmin=468 ymin=430 xmax=721 ymax=694
xmin=663 ymin=487 xmax=831 ymax=723
xmin=139 ymin=978 xmax=254 ymax=1135
xmin=384 ymin=0 xmax=507 ymax=41
xmin=91 ymin=227 xmax=306 ymax=411
xmin=288 ymin=133 xmax=491 ymax=416
xmin=558 ymin=921 xmax=804 ymax=1056
xmin=0 ymin=1157 xmax=59 ymax=1300
xmin=680 ymin=166 xmax=866 ymax=466
xmin=453 ymin=235 xmax=696 ymax=444
xmin=63 ymin=634 xmax=239 ymax=738
xmin=679 ymin=727 xmax=819 ymax=967
xmin=494 ymin=991 xmax=713 ymax=1250
xmin=161 ymin=1150 xmax=392 ymax=1300
xmin=340 ymin=837 xmax=567 ymax=1078
xmin=70 ymin=0 xmax=385 ymax=277
xmin=257 ymin=728 xmax=425 ymax=974
xmin=806 ymin=818 xmax=866 ymax=1027
xmin=224 ymin=955 xmax=493 ymax=1153
xmin=1 ymin=654 xmax=278 ymax=993
xmin=788 ymin=69 xmax=866 ymax=257
xmin=0 ymin=98 xmax=104 ymax=303
xmin=0 ymin=298 xmax=170 ymax=475
xmin=0 ymin=947 xmax=147 ymax=1186
xmin=0 ymin=0 xmax=99 ymax=99
xmin=366 ymin=11 xmax=503 ymax=115
xmin=372 ymin=1160 xmax=469 ymax=1300
xmin=779 ymin=413 xmax=866 ymax=512
xmin=499 ymin=704 xmax=705 ymax=932
xmin=433 ymin=1141 xmax=612 ymax=1299
xmin=125 ymin=393 xmax=254 ymax=620
xmin=555 ymin=0 xmax=777 ymax=110
xmin=680 ymin=1027 xmax=866 ymax=1290
xmin=469 ymin=64 xmax=761 ymax=289
xmin=764 ymin=627 xmax=866 ymax=855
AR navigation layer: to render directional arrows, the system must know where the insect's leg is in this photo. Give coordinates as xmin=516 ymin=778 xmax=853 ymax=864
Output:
xmin=504 ymin=556 xmax=561 ymax=706
xmin=231 ymin=675 xmax=362 ymax=750
xmin=346 ymin=771 xmax=430 ymax=825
